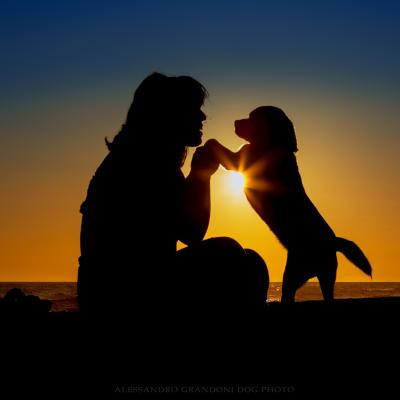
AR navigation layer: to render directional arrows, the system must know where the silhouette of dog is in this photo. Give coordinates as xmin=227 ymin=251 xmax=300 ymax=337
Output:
xmin=209 ymin=106 xmax=372 ymax=303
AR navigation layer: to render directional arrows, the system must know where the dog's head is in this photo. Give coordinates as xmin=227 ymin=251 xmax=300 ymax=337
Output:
xmin=234 ymin=106 xmax=298 ymax=152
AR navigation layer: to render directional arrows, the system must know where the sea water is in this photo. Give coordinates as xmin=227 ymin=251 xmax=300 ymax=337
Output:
xmin=0 ymin=282 xmax=399 ymax=312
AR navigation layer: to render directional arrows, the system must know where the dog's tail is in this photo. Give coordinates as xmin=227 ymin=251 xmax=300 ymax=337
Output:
xmin=336 ymin=237 xmax=372 ymax=277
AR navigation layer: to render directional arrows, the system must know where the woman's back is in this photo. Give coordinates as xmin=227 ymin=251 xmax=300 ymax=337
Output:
xmin=78 ymin=146 xmax=184 ymax=312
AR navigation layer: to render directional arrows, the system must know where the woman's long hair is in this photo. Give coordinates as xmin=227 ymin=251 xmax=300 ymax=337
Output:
xmin=106 ymin=72 xmax=208 ymax=167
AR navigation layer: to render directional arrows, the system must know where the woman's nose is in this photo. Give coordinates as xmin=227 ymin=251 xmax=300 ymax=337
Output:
xmin=200 ymin=110 xmax=206 ymax=121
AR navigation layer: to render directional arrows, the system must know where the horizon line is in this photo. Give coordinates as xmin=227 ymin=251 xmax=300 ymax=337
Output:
xmin=0 ymin=281 xmax=399 ymax=284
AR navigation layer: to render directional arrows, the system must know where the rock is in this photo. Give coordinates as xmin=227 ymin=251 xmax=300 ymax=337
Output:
xmin=0 ymin=288 xmax=52 ymax=313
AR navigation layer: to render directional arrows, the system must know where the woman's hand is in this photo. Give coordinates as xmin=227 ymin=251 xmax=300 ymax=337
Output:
xmin=201 ymin=139 xmax=241 ymax=172
xmin=190 ymin=140 xmax=220 ymax=178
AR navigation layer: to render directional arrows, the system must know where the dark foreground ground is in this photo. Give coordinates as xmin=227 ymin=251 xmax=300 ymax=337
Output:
xmin=1 ymin=297 xmax=399 ymax=397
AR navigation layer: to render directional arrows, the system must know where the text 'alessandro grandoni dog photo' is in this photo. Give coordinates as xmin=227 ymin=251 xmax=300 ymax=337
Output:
xmin=211 ymin=106 xmax=372 ymax=303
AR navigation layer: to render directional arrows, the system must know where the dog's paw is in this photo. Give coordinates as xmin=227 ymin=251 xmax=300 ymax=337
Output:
xmin=203 ymin=139 xmax=220 ymax=150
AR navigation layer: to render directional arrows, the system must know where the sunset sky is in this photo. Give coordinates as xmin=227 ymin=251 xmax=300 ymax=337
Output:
xmin=1 ymin=0 xmax=399 ymax=281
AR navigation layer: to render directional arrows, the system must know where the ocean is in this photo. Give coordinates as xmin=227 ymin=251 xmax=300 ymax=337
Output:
xmin=1 ymin=282 xmax=400 ymax=312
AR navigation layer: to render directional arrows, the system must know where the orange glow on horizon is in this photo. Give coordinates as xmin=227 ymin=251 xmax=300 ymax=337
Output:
xmin=1 ymin=91 xmax=399 ymax=282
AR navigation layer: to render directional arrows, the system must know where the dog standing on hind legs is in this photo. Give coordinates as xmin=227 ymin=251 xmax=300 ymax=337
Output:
xmin=208 ymin=106 xmax=372 ymax=303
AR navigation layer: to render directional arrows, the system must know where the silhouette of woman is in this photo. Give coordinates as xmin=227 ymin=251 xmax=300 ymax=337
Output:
xmin=77 ymin=72 xmax=268 ymax=313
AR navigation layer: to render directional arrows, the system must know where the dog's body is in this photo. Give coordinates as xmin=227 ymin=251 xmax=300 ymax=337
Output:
xmin=211 ymin=106 xmax=372 ymax=303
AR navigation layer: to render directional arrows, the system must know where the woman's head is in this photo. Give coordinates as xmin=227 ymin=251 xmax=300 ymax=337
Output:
xmin=107 ymin=72 xmax=208 ymax=154
xmin=235 ymin=106 xmax=298 ymax=152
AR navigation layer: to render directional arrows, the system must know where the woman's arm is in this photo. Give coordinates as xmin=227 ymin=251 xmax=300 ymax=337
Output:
xmin=179 ymin=142 xmax=219 ymax=245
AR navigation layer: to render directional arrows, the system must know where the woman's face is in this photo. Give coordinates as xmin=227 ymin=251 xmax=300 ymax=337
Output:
xmin=171 ymin=103 xmax=206 ymax=147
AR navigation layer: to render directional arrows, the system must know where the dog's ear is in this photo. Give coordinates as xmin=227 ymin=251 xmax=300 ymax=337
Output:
xmin=250 ymin=106 xmax=298 ymax=152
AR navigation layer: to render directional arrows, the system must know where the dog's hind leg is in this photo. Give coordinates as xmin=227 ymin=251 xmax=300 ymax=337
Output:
xmin=317 ymin=258 xmax=337 ymax=303
xmin=281 ymin=278 xmax=296 ymax=304
xmin=318 ymin=275 xmax=335 ymax=303
xmin=281 ymin=253 xmax=308 ymax=304
xmin=281 ymin=274 xmax=309 ymax=303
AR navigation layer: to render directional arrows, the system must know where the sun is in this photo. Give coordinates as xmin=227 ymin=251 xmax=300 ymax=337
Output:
xmin=227 ymin=171 xmax=246 ymax=195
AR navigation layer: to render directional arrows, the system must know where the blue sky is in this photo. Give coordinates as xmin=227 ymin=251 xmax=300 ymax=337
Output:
xmin=1 ymin=0 xmax=399 ymax=102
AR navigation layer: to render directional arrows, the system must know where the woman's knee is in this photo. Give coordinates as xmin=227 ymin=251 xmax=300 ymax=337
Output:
xmin=244 ymin=249 xmax=269 ymax=278
xmin=243 ymin=248 xmax=269 ymax=303
xmin=204 ymin=236 xmax=244 ymax=254
xmin=176 ymin=237 xmax=243 ymax=262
